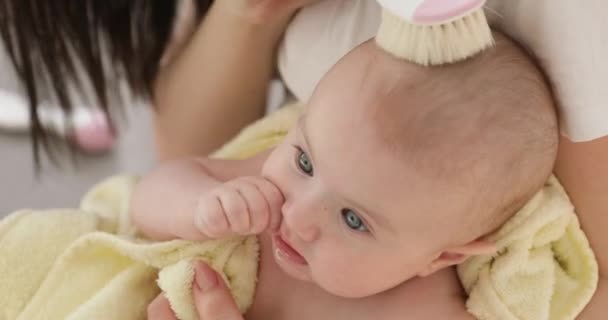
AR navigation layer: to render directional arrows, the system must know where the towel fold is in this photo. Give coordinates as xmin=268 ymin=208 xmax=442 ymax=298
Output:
xmin=458 ymin=176 xmax=598 ymax=320
xmin=0 ymin=176 xmax=258 ymax=320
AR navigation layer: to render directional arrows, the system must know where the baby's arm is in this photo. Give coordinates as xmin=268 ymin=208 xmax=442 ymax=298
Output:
xmin=131 ymin=152 xmax=282 ymax=241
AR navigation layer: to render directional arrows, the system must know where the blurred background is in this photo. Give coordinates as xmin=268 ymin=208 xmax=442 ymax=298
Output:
xmin=0 ymin=82 xmax=285 ymax=215
xmin=0 ymin=104 xmax=156 ymax=214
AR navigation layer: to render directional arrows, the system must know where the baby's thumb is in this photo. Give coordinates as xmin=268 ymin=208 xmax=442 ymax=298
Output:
xmin=192 ymin=262 xmax=244 ymax=320
xmin=268 ymin=206 xmax=282 ymax=233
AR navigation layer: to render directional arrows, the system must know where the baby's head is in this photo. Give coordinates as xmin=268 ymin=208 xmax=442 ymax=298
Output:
xmin=262 ymin=33 xmax=558 ymax=298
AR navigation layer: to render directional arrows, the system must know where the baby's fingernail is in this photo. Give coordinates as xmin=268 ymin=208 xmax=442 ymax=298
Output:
xmin=195 ymin=263 xmax=219 ymax=292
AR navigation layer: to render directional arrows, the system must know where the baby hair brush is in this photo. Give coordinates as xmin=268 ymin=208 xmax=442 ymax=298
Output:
xmin=375 ymin=0 xmax=494 ymax=66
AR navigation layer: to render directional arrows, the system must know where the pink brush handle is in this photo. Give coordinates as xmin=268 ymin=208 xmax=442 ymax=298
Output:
xmin=378 ymin=0 xmax=486 ymax=25
xmin=413 ymin=0 xmax=486 ymax=24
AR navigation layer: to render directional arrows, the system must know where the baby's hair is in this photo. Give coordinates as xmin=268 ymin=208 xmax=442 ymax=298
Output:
xmin=368 ymin=32 xmax=559 ymax=242
xmin=0 ymin=0 xmax=213 ymax=164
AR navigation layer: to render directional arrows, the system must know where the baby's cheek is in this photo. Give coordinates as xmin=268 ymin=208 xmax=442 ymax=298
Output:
xmin=314 ymin=260 xmax=382 ymax=298
xmin=310 ymin=247 xmax=373 ymax=297
xmin=261 ymin=146 xmax=286 ymax=175
xmin=317 ymin=247 xmax=412 ymax=298
xmin=261 ymin=148 xmax=293 ymax=193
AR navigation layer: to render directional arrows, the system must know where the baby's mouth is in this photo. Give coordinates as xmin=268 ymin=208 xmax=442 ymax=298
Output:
xmin=273 ymin=232 xmax=308 ymax=266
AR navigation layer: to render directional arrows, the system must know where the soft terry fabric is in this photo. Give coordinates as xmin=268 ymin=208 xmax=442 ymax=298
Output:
xmin=458 ymin=176 xmax=598 ymax=320
xmin=0 ymin=176 xmax=258 ymax=320
xmin=0 ymin=105 xmax=302 ymax=320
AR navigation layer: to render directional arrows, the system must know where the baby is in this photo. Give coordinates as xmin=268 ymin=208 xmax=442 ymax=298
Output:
xmin=132 ymin=32 xmax=558 ymax=319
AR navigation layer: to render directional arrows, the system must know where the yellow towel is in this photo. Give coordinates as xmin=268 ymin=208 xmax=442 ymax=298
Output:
xmin=0 ymin=103 xmax=597 ymax=320
xmin=458 ymin=176 xmax=599 ymax=320
xmin=0 ymin=177 xmax=258 ymax=320
xmin=0 ymin=105 xmax=301 ymax=320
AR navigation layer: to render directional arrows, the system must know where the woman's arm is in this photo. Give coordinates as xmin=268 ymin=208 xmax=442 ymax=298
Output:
xmin=153 ymin=1 xmax=294 ymax=160
xmin=554 ymin=135 xmax=608 ymax=318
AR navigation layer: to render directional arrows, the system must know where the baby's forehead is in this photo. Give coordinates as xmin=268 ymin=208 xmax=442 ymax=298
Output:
xmin=319 ymin=36 xmax=538 ymax=115
xmin=311 ymin=60 xmax=423 ymax=134
xmin=328 ymin=46 xmax=424 ymax=97
xmin=306 ymin=35 xmax=556 ymax=244
xmin=309 ymin=34 xmax=542 ymax=169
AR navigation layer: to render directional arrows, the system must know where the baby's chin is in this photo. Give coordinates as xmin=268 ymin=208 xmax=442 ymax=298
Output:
xmin=278 ymin=263 xmax=313 ymax=283
xmin=319 ymin=282 xmax=387 ymax=299
xmin=270 ymin=232 xmax=391 ymax=298
xmin=277 ymin=261 xmax=392 ymax=298
xmin=311 ymin=267 xmax=406 ymax=298
xmin=277 ymin=261 xmax=387 ymax=298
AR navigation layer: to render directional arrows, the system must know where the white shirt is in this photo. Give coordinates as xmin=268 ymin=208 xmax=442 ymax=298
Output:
xmin=278 ymin=0 xmax=608 ymax=142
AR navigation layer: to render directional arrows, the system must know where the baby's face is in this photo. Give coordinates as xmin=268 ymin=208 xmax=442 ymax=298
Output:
xmin=261 ymin=34 xmax=555 ymax=298
xmin=261 ymin=47 xmax=464 ymax=298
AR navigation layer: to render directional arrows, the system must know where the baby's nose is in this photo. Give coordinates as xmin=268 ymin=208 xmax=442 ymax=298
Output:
xmin=281 ymin=200 xmax=320 ymax=243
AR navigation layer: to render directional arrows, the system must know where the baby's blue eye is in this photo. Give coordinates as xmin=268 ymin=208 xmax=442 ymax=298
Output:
xmin=297 ymin=149 xmax=314 ymax=176
xmin=342 ymin=209 xmax=368 ymax=232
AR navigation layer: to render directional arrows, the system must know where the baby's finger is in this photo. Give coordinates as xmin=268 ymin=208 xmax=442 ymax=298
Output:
xmin=234 ymin=180 xmax=270 ymax=234
xmin=196 ymin=194 xmax=230 ymax=238
xmin=247 ymin=177 xmax=284 ymax=231
xmin=218 ymin=186 xmax=250 ymax=235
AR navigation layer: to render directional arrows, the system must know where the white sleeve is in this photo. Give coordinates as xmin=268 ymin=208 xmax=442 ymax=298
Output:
xmin=277 ymin=0 xmax=381 ymax=102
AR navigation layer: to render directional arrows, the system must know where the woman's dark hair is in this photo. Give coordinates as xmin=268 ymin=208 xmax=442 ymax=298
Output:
xmin=0 ymin=0 xmax=212 ymax=163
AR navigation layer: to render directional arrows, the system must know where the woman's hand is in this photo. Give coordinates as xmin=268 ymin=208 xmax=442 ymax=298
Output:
xmin=147 ymin=262 xmax=244 ymax=320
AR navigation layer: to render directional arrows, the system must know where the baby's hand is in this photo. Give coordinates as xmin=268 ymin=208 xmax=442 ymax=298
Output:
xmin=195 ymin=176 xmax=284 ymax=238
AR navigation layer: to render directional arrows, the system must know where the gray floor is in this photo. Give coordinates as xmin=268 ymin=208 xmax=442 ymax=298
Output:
xmin=0 ymin=106 xmax=156 ymax=214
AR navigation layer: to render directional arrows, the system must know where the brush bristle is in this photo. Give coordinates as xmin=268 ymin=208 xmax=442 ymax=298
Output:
xmin=376 ymin=8 xmax=494 ymax=66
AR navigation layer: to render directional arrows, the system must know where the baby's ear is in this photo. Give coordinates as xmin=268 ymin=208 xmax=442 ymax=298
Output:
xmin=417 ymin=240 xmax=496 ymax=277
